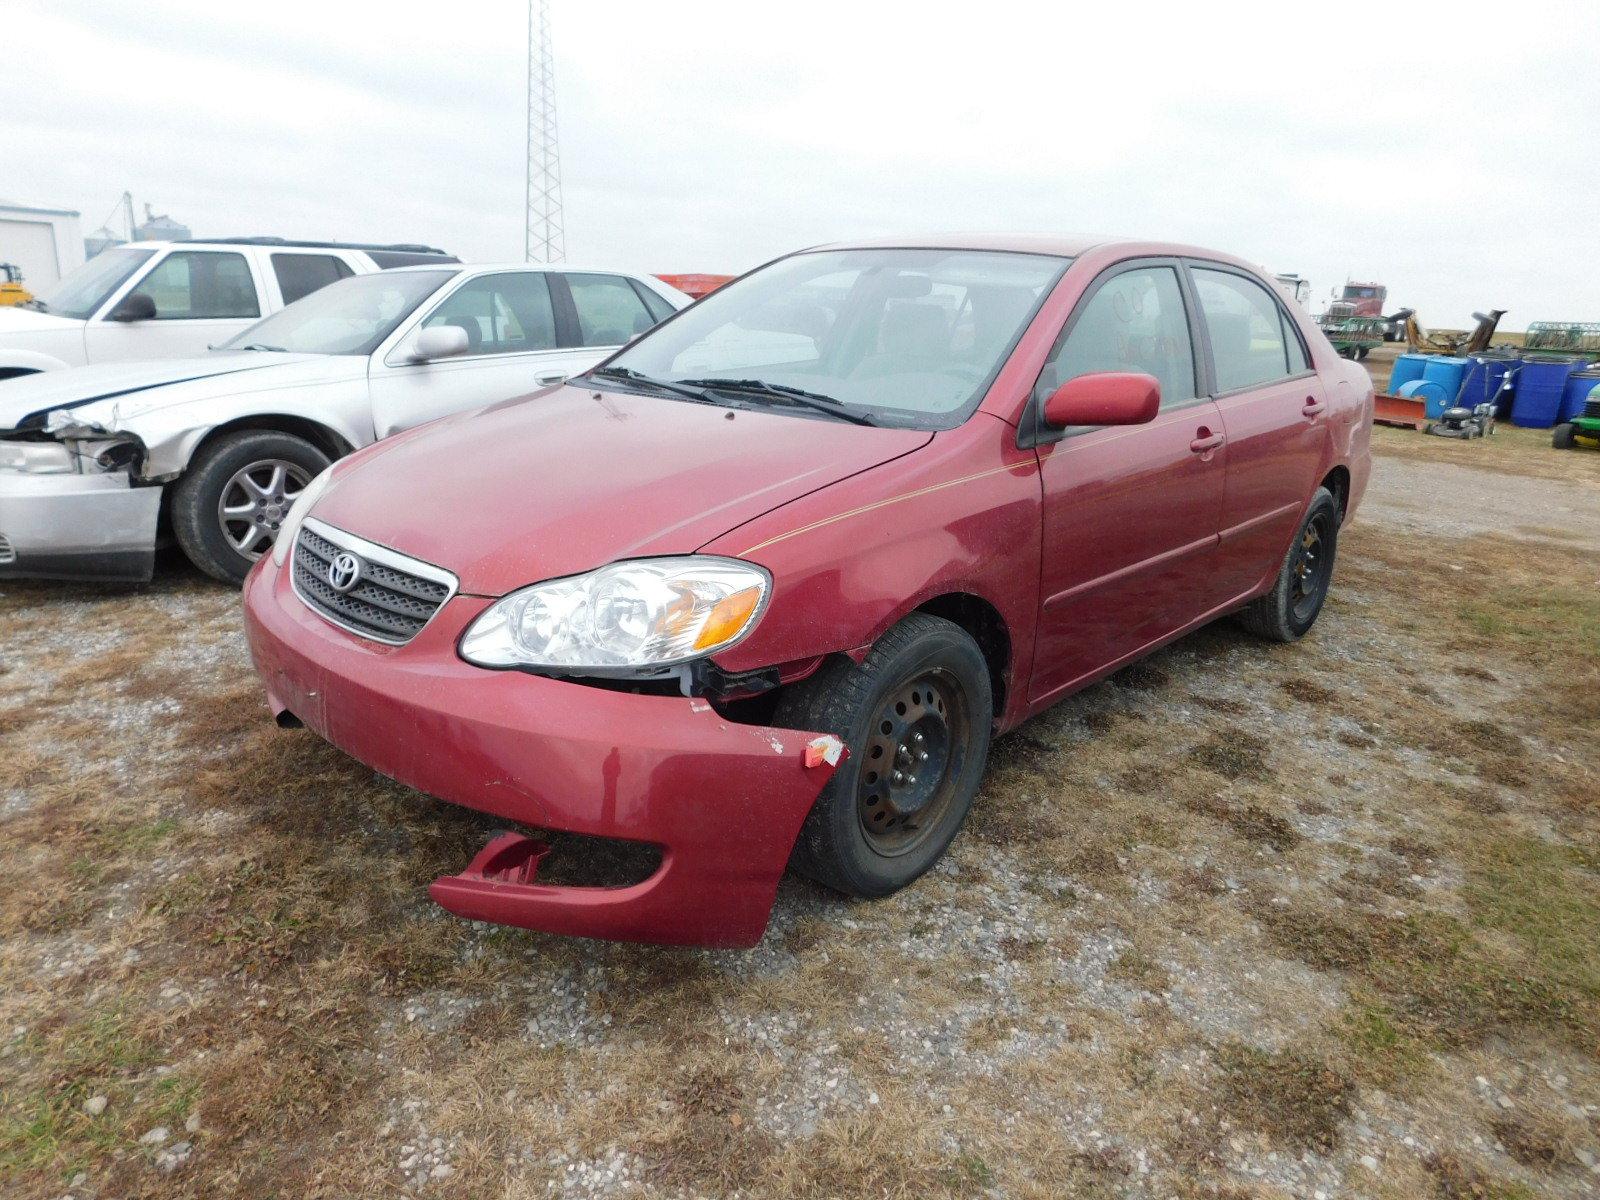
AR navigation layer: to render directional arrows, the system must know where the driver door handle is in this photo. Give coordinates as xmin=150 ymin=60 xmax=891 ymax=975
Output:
xmin=1302 ymin=396 xmax=1325 ymax=417
xmin=536 ymin=371 xmax=568 ymax=385
xmin=1190 ymin=430 xmax=1224 ymax=454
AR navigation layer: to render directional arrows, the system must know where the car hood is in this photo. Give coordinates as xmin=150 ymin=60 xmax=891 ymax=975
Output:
xmin=0 ymin=352 xmax=362 ymax=432
xmin=0 ymin=305 xmax=84 ymax=334
xmin=315 ymin=383 xmax=933 ymax=596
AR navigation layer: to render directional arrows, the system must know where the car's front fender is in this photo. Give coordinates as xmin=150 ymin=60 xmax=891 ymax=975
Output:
xmin=131 ymin=378 xmax=374 ymax=477
xmin=698 ymin=415 xmax=1043 ymax=729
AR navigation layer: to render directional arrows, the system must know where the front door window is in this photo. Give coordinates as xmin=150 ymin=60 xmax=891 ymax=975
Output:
xmin=127 ymin=251 xmax=260 ymax=320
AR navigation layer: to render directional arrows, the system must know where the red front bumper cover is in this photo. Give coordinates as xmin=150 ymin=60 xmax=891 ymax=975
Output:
xmin=243 ymin=558 xmax=840 ymax=947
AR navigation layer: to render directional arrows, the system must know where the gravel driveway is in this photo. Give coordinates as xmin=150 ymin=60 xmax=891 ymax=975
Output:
xmin=1362 ymin=453 xmax=1600 ymax=549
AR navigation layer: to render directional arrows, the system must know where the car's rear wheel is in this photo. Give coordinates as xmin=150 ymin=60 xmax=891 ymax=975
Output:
xmin=1236 ymin=486 xmax=1340 ymax=643
xmin=774 ymin=613 xmax=992 ymax=897
xmin=173 ymin=430 xmax=329 ymax=585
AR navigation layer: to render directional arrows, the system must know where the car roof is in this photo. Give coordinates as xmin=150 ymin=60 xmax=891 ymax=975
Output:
xmin=808 ymin=234 xmax=1270 ymax=273
xmin=814 ymin=233 xmax=1107 ymax=257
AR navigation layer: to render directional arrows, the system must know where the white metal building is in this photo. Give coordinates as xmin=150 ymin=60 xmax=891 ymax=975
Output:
xmin=0 ymin=200 xmax=86 ymax=291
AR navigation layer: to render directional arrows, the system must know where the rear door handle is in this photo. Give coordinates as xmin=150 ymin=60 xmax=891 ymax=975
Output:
xmin=536 ymin=371 xmax=568 ymax=385
xmin=1302 ymin=396 xmax=1325 ymax=416
xmin=1190 ymin=431 xmax=1224 ymax=453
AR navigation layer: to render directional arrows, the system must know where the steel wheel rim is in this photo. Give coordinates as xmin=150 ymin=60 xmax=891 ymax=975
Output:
xmin=1290 ymin=513 xmax=1332 ymax=622
xmin=857 ymin=670 xmax=968 ymax=857
xmin=217 ymin=459 xmax=311 ymax=560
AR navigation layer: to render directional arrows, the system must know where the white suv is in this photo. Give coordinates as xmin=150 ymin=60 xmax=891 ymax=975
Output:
xmin=0 ymin=238 xmax=456 ymax=377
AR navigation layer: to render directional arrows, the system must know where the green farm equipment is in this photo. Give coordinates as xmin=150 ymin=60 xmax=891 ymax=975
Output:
xmin=1526 ymin=321 xmax=1600 ymax=357
xmin=1552 ymin=383 xmax=1600 ymax=451
xmin=1318 ymin=315 xmax=1386 ymax=359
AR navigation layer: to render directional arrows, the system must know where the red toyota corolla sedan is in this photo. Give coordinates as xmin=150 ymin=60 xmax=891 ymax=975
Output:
xmin=243 ymin=236 xmax=1372 ymax=947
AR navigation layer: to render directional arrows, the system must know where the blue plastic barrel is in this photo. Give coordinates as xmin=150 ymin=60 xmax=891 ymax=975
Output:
xmin=1397 ymin=378 xmax=1451 ymax=419
xmin=1511 ymin=358 xmax=1577 ymax=428
xmin=1421 ymin=356 xmax=1469 ymax=403
xmin=1561 ymin=370 xmax=1600 ymax=422
xmin=1387 ymin=353 xmax=1429 ymax=395
xmin=1457 ymin=354 xmax=1517 ymax=417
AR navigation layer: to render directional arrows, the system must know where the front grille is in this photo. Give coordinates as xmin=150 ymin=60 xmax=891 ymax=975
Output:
xmin=291 ymin=520 xmax=455 ymax=645
xmin=0 ymin=534 xmax=14 ymax=565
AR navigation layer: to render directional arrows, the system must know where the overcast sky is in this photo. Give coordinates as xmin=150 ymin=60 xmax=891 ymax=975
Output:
xmin=8 ymin=0 xmax=1598 ymax=329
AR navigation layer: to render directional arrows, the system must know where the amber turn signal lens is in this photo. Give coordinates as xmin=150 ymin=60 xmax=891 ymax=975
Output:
xmin=693 ymin=584 xmax=763 ymax=650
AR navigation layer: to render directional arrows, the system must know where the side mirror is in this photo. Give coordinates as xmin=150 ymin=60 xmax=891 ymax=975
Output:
xmin=1042 ymin=371 xmax=1161 ymax=429
xmin=410 ymin=325 xmax=470 ymax=362
xmin=108 ymin=292 xmax=157 ymax=322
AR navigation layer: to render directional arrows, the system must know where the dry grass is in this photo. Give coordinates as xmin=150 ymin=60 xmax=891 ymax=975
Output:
xmin=2 ymin=437 xmax=1599 ymax=1198
xmin=1372 ymin=421 xmax=1600 ymax=487
xmin=1217 ymin=1045 xmax=1354 ymax=1152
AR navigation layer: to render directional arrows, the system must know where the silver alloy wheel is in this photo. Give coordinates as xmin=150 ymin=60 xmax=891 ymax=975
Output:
xmin=217 ymin=459 xmax=311 ymax=560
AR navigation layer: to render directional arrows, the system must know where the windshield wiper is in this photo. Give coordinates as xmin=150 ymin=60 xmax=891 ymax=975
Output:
xmin=588 ymin=366 xmax=718 ymax=404
xmin=234 ymin=343 xmax=288 ymax=352
xmin=18 ymin=299 xmax=48 ymax=312
xmin=674 ymin=378 xmax=876 ymax=426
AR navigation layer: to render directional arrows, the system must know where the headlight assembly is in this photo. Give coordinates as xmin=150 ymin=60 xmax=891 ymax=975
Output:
xmin=270 ymin=465 xmax=334 ymax=566
xmin=459 ymin=557 xmax=770 ymax=676
xmin=0 ymin=440 xmax=75 ymax=474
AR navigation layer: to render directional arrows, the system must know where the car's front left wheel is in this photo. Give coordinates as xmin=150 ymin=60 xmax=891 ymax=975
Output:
xmin=774 ymin=613 xmax=993 ymax=898
xmin=172 ymin=430 xmax=330 ymax=585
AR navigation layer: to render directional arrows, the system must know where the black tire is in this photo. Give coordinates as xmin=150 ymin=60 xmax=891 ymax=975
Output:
xmin=774 ymin=613 xmax=993 ymax=897
xmin=172 ymin=430 xmax=329 ymax=585
xmin=1552 ymin=423 xmax=1576 ymax=450
xmin=1236 ymin=487 xmax=1340 ymax=643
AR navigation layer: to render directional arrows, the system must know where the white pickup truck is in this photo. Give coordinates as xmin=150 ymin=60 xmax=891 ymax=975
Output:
xmin=0 ymin=237 xmax=457 ymax=378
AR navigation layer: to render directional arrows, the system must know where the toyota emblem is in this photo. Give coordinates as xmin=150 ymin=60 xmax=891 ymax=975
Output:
xmin=327 ymin=551 xmax=363 ymax=593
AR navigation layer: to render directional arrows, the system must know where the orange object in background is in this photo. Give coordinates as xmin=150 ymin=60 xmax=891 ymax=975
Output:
xmin=655 ymin=273 xmax=735 ymax=299
xmin=1373 ymin=392 xmax=1427 ymax=429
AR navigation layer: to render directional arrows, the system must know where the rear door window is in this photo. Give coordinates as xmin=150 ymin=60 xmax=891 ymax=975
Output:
xmin=130 ymin=251 xmax=260 ymax=319
xmin=420 ymin=272 xmax=558 ymax=356
xmin=272 ymin=253 xmax=354 ymax=306
xmin=565 ymin=273 xmax=657 ymax=347
xmin=1042 ymin=265 xmax=1197 ymax=409
xmin=1192 ymin=267 xmax=1296 ymax=391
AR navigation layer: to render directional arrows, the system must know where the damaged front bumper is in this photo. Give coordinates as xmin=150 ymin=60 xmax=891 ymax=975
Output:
xmin=242 ymin=555 xmax=842 ymax=948
xmin=0 ymin=467 xmax=161 ymax=582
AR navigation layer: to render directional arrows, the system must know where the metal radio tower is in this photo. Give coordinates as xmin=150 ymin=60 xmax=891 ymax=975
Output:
xmin=524 ymin=0 xmax=565 ymax=262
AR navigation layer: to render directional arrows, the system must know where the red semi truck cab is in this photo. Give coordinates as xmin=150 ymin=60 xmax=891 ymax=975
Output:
xmin=1328 ymin=281 xmax=1387 ymax=320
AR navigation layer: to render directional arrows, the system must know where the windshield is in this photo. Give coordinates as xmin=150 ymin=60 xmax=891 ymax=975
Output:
xmin=33 ymin=248 xmax=155 ymax=319
xmin=217 ymin=269 xmax=455 ymax=356
xmin=599 ymin=248 xmax=1069 ymax=429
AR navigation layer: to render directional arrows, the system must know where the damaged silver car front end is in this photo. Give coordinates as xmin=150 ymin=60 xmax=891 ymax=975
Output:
xmin=0 ymin=411 xmax=161 ymax=582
